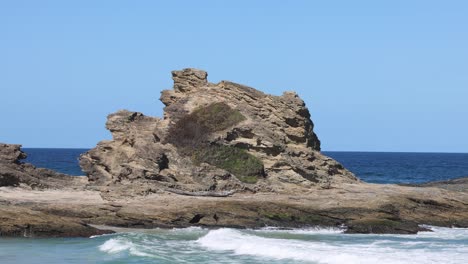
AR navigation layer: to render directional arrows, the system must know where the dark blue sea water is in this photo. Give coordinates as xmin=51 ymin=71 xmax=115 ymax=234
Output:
xmin=324 ymin=151 xmax=468 ymax=184
xmin=23 ymin=148 xmax=88 ymax=176
xmin=22 ymin=149 xmax=468 ymax=184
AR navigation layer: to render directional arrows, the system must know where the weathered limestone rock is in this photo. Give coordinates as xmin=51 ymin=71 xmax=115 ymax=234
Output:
xmin=0 ymin=143 xmax=113 ymax=237
xmin=0 ymin=205 xmax=113 ymax=238
xmin=80 ymin=69 xmax=357 ymax=195
xmin=0 ymin=69 xmax=468 ymax=237
xmin=1 ymin=69 xmax=468 ymax=236
xmin=404 ymin=176 xmax=468 ymax=193
xmin=172 ymin=68 xmax=209 ymax=92
xmin=0 ymin=143 xmax=86 ymax=189
xmin=0 ymin=144 xmax=27 ymax=163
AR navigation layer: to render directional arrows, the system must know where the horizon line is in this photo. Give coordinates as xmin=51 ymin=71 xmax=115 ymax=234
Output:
xmin=20 ymin=147 xmax=468 ymax=154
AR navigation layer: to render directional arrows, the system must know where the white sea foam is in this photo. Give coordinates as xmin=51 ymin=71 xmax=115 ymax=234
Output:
xmin=99 ymin=238 xmax=155 ymax=257
xmin=96 ymin=226 xmax=468 ymax=263
xmin=89 ymin=232 xmax=116 ymax=239
xmin=196 ymin=228 xmax=468 ymax=264
xmin=258 ymin=226 xmax=345 ymax=234
xmin=99 ymin=238 xmax=133 ymax=253
xmin=170 ymin=226 xmax=205 ymax=232
xmin=417 ymin=225 xmax=468 ymax=239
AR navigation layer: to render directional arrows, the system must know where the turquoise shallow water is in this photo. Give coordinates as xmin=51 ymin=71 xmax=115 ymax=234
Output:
xmin=0 ymin=226 xmax=467 ymax=264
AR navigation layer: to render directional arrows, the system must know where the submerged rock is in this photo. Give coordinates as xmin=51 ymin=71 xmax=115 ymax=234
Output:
xmin=80 ymin=68 xmax=357 ymax=196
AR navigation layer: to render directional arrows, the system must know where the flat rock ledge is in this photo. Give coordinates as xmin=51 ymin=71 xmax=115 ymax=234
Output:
xmin=401 ymin=176 xmax=468 ymax=192
xmin=0 ymin=143 xmax=113 ymax=237
xmin=1 ymin=181 xmax=467 ymax=237
xmin=1 ymin=69 xmax=468 ymax=237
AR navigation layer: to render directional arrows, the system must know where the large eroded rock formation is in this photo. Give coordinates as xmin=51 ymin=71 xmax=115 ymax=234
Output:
xmin=1 ymin=70 xmax=467 ymax=237
xmin=80 ymin=69 xmax=357 ymax=194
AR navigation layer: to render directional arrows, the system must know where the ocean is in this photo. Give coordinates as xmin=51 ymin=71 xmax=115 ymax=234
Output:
xmin=1 ymin=149 xmax=467 ymax=264
xmin=1 ymin=226 xmax=467 ymax=264
xmin=23 ymin=149 xmax=468 ymax=184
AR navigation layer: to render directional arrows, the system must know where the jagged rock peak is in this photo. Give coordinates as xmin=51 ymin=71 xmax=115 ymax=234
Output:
xmin=172 ymin=68 xmax=208 ymax=92
xmin=0 ymin=143 xmax=27 ymax=164
xmin=80 ymin=69 xmax=357 ymax=195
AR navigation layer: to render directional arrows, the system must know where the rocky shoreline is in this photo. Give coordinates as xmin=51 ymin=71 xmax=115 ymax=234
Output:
xmin=401 ymin=177 xmax=468 ymax=192
xmin=1 ymin=69 xmax=467 ymax=237
xmin=1 ymin=177 xmax=467 ymax=237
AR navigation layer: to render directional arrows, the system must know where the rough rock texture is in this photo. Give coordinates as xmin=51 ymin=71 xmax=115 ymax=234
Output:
xmin=80 ymin=68 xmax=357 ymax=196
xmin=1 ymin=182 xmax=467 ymax=236
xmin=1 ymin=69 xmax=468 ymax=237
xmin=403 ymin=176 xmax=468 ymax=193
xmin=0 ymin=143 xmax=87 ymax=189
xmin=0 ymin=143 xmax=113 ymax=237
xmin=0 ymin=205 xmax=113 ymax=238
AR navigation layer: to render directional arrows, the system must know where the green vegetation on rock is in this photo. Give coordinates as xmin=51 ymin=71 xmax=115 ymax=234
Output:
xmin=190 ymin=102 xmax=246 ymax=132
xmin=167 ymin=102 xmax=246 ymax=151
xmin=193 ymin=145 xmax=264 ymax=183
xmin=166 ymin=102 xmax=263 ymax=183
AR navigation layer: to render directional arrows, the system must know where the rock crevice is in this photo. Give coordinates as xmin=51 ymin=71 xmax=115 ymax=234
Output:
xmin=80 ymin=68 xmax=357 ymax=194
xmin=1 ymin=69 xmax=467 ymax=237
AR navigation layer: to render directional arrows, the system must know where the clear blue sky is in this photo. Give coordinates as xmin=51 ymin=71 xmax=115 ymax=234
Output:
xmin=1 ymin=1 xmax=467 ymax=152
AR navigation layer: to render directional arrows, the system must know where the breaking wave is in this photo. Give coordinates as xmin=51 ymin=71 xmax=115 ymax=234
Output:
xmin=97 ymin=226 xmax=468 ymax=264
xmin=196 ymin=227 xmax=468 ymax=264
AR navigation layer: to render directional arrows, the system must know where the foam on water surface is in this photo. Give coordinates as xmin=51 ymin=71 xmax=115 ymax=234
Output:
xmin=196 ymin=227 xmax=468 ymax=264
xmin=7 ymin=149 xmax=466 ymax=263
xmin=0 ymin=226 xmax=466 ymax=263
xmin=87 ymin=226 xmax=468 ymax=264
